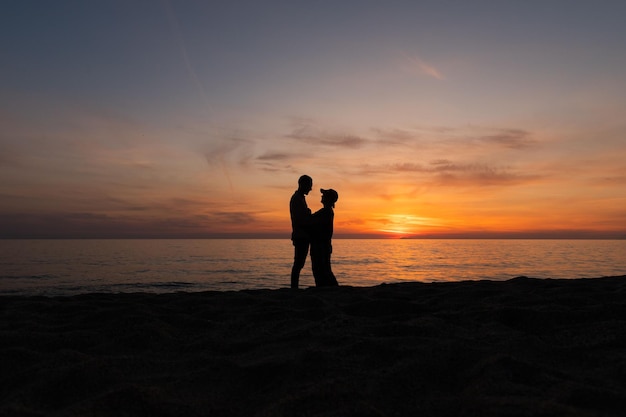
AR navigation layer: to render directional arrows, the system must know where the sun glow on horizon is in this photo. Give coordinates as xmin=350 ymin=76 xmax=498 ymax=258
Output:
xmin=378 ymin=229 xmax=413 ymax=238
xmin=371 ymin=214 xmax=442 ymax=237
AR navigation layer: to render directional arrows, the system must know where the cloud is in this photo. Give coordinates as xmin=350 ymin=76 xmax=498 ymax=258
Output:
xmin=419 ymin=126 xmax=538 ymax=152
xmin=593 ymin=175 xmax=626 ymax=186
xmin=254 ymin=151 xmax=306 ymax=173
xmin=0 ymin=102 xmax=179 ymax=189
xmin=368 ymin=125 xmax=537 ymax=153
xmin=398 ymin=50 xmax=445 ymax=80
xmin=203 ymin=137 xmax=254 ymax=166
xmin=370 ymin=128 xmax=420 ymax=147
xmin=199 ymin=122 xmax=538 ymax=183
xmin=286 ymin=120 xmax=369 ymax=149
xmin=432 ymin=162 xmax=540 ymax=186
xmin=256 ymin=152 xmax=292 ymax=161
xmin=201 ymin=136 xmax=256 ymax=191
xmin=475 ymin=128 xmax=536 ymax=149
xmin=0 ymin=207 xmax=262 ymax=238
xmin=432 ymin=163 xmax=539 ymax=186
xmin=210 ymin=211 xmax=257 ymax=224
xmin=355 ymin=159 xmax=541 ymax=187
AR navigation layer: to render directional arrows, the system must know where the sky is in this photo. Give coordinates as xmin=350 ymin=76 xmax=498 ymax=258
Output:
xmin=1 ymin=0 xmax=625 ymax=238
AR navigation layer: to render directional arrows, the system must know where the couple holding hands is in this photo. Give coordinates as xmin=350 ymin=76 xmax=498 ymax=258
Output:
xmin=290 ymin=175 xmax=339 ymax=289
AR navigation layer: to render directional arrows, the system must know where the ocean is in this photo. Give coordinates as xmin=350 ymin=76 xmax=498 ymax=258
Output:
xmin=1 ymin=239 xmax=625 ymax=296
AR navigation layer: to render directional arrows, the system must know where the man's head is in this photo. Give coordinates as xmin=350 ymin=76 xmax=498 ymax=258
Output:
xmin=320 ymin=188 xmax=338 ymax=207
xmin=298 ymin=175 xmax=313 ymax=195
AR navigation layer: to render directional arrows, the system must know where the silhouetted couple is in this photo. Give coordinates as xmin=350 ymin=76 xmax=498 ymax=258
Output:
xmin=290 ymin=175 xmax=339 ymax=289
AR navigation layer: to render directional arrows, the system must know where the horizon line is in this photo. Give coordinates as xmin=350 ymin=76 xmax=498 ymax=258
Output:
xmin=2 ymin=233 xmax=625 ymax=240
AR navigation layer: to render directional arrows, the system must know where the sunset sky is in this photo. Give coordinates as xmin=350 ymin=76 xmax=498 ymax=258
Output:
xmin=1 ymin=1 xmax=625 ymax=238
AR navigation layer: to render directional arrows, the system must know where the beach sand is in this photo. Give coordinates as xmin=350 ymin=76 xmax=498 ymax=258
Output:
xmin=2 ymin=276 xmax=626 ymax=416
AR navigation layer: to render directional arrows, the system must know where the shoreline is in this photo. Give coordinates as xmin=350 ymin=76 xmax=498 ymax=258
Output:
xmin=4 ymin=274 xmax=626 ymax=298
xmin=2 ymin=276 xmax=626 ymax=416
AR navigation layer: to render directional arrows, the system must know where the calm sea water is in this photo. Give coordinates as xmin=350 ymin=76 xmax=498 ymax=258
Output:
xmin=1 ymin=239 xmax=624 ymax=296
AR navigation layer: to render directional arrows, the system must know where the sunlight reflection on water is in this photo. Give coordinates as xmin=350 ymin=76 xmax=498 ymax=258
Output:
xmin=0 ymin=239 xmax=624 ymax=295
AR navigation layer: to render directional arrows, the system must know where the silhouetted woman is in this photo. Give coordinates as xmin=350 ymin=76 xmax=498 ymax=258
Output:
xmin=310 ymin=189 xmax=339 ymax=287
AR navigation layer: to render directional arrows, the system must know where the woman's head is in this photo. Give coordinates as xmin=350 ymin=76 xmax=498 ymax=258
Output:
xmin=320 ymin=188 xmax=338 ymax=207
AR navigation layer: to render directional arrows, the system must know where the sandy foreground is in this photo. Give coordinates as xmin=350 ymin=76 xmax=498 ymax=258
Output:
xmin=1 ymin=276 xmax=626 ymax=417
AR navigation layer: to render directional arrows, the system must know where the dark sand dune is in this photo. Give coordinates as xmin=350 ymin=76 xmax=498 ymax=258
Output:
xmin=2 ymin=276 xmax=626 ymax=416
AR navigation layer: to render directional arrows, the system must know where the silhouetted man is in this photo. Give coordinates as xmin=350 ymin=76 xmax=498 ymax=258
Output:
xmin=310 ymin=188 xmax=339 ymax=287
xmin=290 ymin=175 xmax=313 ymax=289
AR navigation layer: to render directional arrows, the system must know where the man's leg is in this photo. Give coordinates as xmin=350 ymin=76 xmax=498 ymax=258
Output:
xmin=291 ymin=239 xmax=309 ymax=289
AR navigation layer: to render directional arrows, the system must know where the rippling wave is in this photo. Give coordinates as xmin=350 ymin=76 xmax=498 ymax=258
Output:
xmin=1 ymin=239 xmax=624 ymax=295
